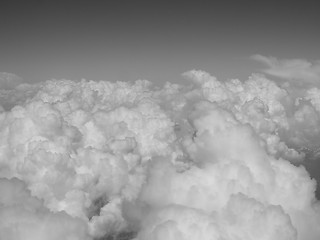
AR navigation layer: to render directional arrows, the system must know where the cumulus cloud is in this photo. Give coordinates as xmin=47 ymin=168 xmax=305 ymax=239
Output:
xmin=1 ymin=70 xmax=320 ymax=239
xmin=0 ymin=178 xmax=90 ymax=240
xmin=252 ymin=55 xmax=320 ymax=84
xmin=137 ymin=194 xmax=298 ymax=240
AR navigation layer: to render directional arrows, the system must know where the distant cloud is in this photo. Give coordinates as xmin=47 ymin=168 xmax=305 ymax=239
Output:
xmin=251 ymin=55 xmax=320 ymax=84
xmin=0 ymin=72 xmax=23 ymax=90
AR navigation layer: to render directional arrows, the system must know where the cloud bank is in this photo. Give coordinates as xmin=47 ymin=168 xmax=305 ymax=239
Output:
xmin=0 ymin=70 xmax=320 ymax=239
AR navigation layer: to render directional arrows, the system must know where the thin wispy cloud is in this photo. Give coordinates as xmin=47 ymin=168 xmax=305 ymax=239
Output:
xmin=0 ymin=72 xmax=24 ymax=90
xmin=252 ymin=55 xmax=320 ymax=84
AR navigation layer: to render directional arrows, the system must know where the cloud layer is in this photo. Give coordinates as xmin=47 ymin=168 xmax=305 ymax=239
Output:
xmin=0 ymin=71 xmax=320 ymax=239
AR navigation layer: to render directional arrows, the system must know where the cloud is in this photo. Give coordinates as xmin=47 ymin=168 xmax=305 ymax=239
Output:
xmin=0 ymin=72 xmax=24 ymax=90
xmin=251 ymin=55 xmax=320 ymax=84
xmin=0 ymin=178 xmax=90 ymax=240
xmin=1 ymin=71 xmax=320 ymax=239
xmin=137 ymin=194 xmax=297 ymax=240
xmin=136 ymin=100 xmax=318 ymax=239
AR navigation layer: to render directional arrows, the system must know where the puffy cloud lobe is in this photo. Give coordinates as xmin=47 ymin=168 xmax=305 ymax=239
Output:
xmin=252 ymin=55 xmax=320 ymax=84
xmin=0 ymin=178 xmax=90 ymax=240
xmin=0 ymin=70 xmax=320 ymax=239
xmin=0 ymin=79 xmax=177 ymax=239
xmin=137 ymin=195 xmax=297 ymax=240
xmin=137 ymin=102 xmax=318 ymax=239
xmin=182 ymin=70 xmax=305 ymax=162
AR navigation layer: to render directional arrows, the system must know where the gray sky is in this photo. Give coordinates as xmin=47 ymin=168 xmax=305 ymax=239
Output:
xmin=1 ymin=1 xmax=319 ymax=84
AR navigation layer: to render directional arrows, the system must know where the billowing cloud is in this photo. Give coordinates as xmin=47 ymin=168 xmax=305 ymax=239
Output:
xmin=251 ymin=55 xmax=320 ymax=84
xmin=0 ymin=178 xmax=90 ymax=240
xmin=0 ymin=70 xmax=320 ymax=239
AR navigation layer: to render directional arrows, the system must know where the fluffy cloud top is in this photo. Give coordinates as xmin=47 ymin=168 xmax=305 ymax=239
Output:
xmin=252 ymin=55 xmax=320 ymax=84
xmin=0 ymin=70 xmax=320 ymax=239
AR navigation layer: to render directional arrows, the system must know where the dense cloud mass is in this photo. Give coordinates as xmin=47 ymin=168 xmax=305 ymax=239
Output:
xmin=1 ymin=70 xmax=320 ymax=239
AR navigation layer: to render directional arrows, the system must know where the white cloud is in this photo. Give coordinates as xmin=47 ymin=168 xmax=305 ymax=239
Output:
xmin=251 ymin=55 xmax=320 ymax=84
xmin=1 ymin=70 xmax=320 ymax=239
xmin=0 ymin=178 xmax=89 ymax=240
xmin=137 ymin=194 xmax=297 ymax=240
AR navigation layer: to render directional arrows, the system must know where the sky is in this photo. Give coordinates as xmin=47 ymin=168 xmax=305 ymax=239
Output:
xmin=1 ymin=1 xmax=319 ymax=84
